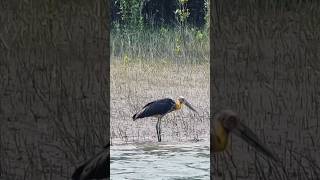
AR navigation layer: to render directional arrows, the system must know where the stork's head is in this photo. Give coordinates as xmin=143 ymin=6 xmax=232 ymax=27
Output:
xmin=212 ymin=110 xmax=279 ymax=162
xmin=176 ymin=96 xmax=198 ymax=113
xmin=216 ymin=110 xmax=240 ymax=133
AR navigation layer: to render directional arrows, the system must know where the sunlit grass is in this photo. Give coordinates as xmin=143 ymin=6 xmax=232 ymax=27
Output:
xmin=111 ymin=27 xmax=209 ymax=64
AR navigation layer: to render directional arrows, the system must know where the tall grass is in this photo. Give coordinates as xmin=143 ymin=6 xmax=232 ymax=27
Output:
xmin=111 ymin=26 xmax=209 ymax=64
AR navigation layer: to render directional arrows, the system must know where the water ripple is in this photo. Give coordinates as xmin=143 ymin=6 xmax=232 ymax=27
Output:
xmin=111 ymin=141 xmax=210 ymax=180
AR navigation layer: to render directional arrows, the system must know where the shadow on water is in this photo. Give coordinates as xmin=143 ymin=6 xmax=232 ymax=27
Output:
xmin=111 ymin=140 xmax=210 ymax=180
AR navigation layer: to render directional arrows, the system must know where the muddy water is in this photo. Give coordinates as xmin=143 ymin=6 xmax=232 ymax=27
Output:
xmin=111 ymin=140 xmax=210 ymax=180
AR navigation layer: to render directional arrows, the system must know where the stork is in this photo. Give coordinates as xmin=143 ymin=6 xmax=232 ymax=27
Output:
xmin=133 ymin=96 xmax=198 ymax=142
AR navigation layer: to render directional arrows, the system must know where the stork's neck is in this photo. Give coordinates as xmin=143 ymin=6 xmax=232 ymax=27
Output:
xmin=212 ymin=122 xmax=229 ymax=152
xmin=175 ymin=100 xmax=182 ymax=110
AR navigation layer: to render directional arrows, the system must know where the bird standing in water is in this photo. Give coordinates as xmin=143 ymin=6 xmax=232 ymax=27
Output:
xmin=133 ymin=96 xmax=198 ymax=142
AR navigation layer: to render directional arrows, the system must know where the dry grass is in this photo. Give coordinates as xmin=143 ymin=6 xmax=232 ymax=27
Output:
xmin=111 ymin=27 xmax=209 ymax=64
xmin=110 ymin=60 xmax=210 ymax=143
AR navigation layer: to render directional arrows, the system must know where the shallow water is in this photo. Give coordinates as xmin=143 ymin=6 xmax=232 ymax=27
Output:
xmin=110 ymin=140 xmax=210 ymax=180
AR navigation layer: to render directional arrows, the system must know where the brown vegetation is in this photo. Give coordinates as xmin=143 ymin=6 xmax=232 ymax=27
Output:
xmin=110 ymin=61 xmax=209 ymax=144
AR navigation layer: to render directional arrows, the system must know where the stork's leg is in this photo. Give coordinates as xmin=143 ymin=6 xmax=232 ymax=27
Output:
xmin=159 ymin=118 xmax=162 ymax=142
xmin=156 ymin=118 xmax=159 ymax=141
xmin=156 ymin=118 xmax=161 ymax=142
xmin=156 ymin=119 xmax=159 ymax=141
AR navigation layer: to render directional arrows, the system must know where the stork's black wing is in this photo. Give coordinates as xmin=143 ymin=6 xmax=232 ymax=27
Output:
xmin=72 ymin=144 xmax=110 ymax=180
xmin=133 ymin=98 xmax=176 ymax=120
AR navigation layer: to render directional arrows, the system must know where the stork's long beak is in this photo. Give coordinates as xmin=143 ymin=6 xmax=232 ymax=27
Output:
xmin=232 ymin=122 xmax=279 ymax=162
xmin=183 ymin=100 xmax=198 ymax=113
